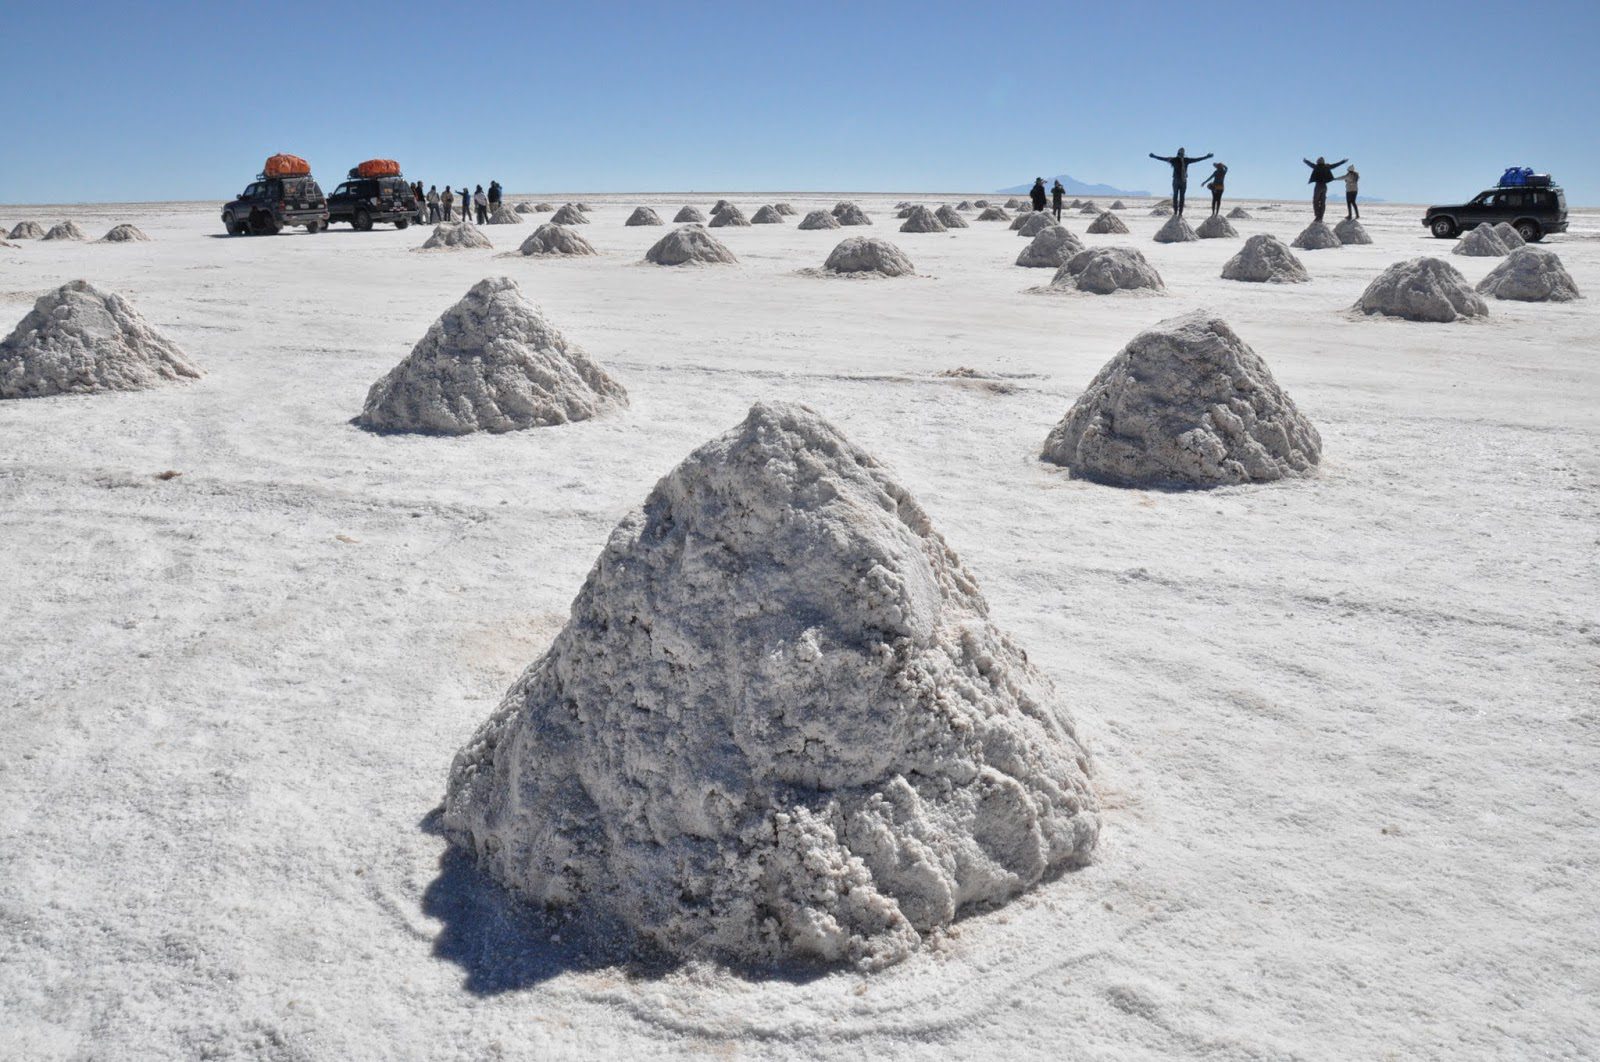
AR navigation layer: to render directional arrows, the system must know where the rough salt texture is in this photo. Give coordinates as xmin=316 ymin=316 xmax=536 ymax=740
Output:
xmin=714 ymin=200 xmax=733 ymax=214
xmin=576 ymin=203 xmax=594 ymax=213
xmin=534 ymin=203 xmax=556 ymax=212
xmin=835 ymin=203 xmax=872 ymax=226
xmin=357 ymin=277 xmax=626 ymax=435
xmin=798 ymin=209 xmax=842 ymax=230
xmin=899 ymin=207 xmax=945 ymax=234
xmin=973 ymin=199 xmax=989 ymax=207
xmin=1221 ymin=235 xmax=1310 ymax=284
xmin=514 ymin=202 xmax=535 ymax=214
xmin=1493 ymin=222 xmax=1526 ymax=250
xmin=442 ymin=400 xmax=1100 ymax=970
xmin=1087 ymin=211 xmax=1129 ymax=235
xmin=1047 ymin=247 xmax=1165 ymax=295
xmin=1014 ymin=213 xmax=1057 ymax=237
xmin=42 ymin=221 xmax=86 ymax=242
xmin=1291 ymin=222 xmax=1341 ymax=250
xmin=1153 ymin=214 xmax=1199 ymax=244
xmin=710 ymin=205 xmax=751 ymax=228
xmin=1004 ymin=198 xmax=1024 ymax=210
xmin=1016 ymin=226 xmax=1085 ymax=268
xmin=517 ymin=224 xmax=597 ymax=257
xmin=829 ymin=201 xmax=858 ymax=218
xmin=645 ymin=226 xmax=738 ymax=266
xmin=1333 ymin=219 xmax=1372 ymax=245
xmin=8 ymin=222 xmax=44 ymax=240
xmin=486 ymin=207 xmax=523 ymax=226
xmin=820 ymin=237 xmax=916 ymax=277
xmin=935 ymin=206 xmax=968 ymax=228
xmin=1228 ymin=207 xmax=1252 ymax=219
xmin=550 ymin=205 xmax=587 ymax=226
xmin=98 ymin=224 xmax=150 ymax=243
xmin=1195 ymin=215 xmax=1237 ymax=239
xmin=751 ymin=206 xmax=785 ymax=225
xmin=1476 ymin=247 xmax=1582 ymax=302
xmin=1453 ymin=225 xmax=1509 ymax=257
xmin=625 ymin=207 xmax=664 ymax=227
xmin=420 ymin=224 xmax=494 ymax=251
xmin=774 ymin=203 xmax=797 ymax=216
xmin=955 ymin=200 xmax=973 ymax=210
xmin=1078 ymin=204 xmax=1100 ymax=216
xmin=976 ymin=207 xmax=1010 ymax=222
xmin=1149 ymin=202 xmax=1174 ymax=217
xmin=1079 ymin=201 xmax=1098 ymax=212
xmin=0 ymin=280 xmax=201 ymax=399
xmin=1354 ymin=257 xmax=1488 ymax=322
xmin=1111 ymin=200 xmax=1127 ymax=210
xmin=1041 ymin=311 xmax=1321 ymax=489
xmin=673 ymin=206 xmax=706 ymax=223
xmin=895 ymin=207 xmax=917 ymax=220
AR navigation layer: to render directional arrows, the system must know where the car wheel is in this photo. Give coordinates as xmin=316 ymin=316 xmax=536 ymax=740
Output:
xmin=1429 ymin=216 xmax=1457 ymax=239
xmin=395 ymin=218 xmax=409 ymax=230
xmin=225 ymin=216 xmax=243 ymax=236
xmin=305 ymin=220 xmax=322 ymax=233
xmin=1515 ymin=219 xmax=1541 ymax=243
xmin=354 ymin=209 xmax=373 ymax=232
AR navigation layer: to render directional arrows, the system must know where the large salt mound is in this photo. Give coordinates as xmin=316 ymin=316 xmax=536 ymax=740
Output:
xmin=773 ymin=202 xmax=797 ymax=216
xmin=1195 ymin=215 xmax=1237 ymax=239
xmin=357 ymin=277 xmax=625 ymax=434
xmin=1228 ymin=207 xmax=1252 ymax=219
xmin=899 ymin=206 xmax=945 ymax=233
xmin=710 ymin=205 xmax=751 ymax=228
xmin=0 ymin=280 xmax=201 ymax=399
xmin=42 ymin=221 xmax=86 ymax=241
xmin=1016 ymin=225 xmax=1084 ymax=268
xmin=1087 ymin=211 xmax=1129 ymax=235
xmin=1476 ymin=247 xmax=1582 ymax=302
xmin=1493 ymin=222 xmax=1526 ymax=249
xmin=798 ymin=209 xmax=842 ymax=230
xmin=1041 ymin=311 xmax=1321 ymax=489
xmin=976 ymin=206 xmax=1010 ymax=222
xmin=1148 ymin=202 xmax=1174 ymax=217
xmin=550 ymin=204 xmax=587 ymax=225
xmin=625 ymin=207 xmax=663 ymax=227
xmin=1354 ymin=257 xmax=1488 ymax=322
xmin=442 ymin=400 xmax=1100 ymax=970
xmin=1221 ymin=235 xmax=1309 ymax=284
xmin=751 ymin=205 xmax=785 ymax=224
xmin=8 ymin=222 xmax=44 ymax=240
xmin=517 ymin=224 xmax=597 ymax=257
xmin=645 ymin=226 xmax=739 ymax=266
xmin=1014 ymin=213 xmax=1058 ymax=237
xmin=935 ymin=205 xmax=968 ymax=228
xmin=1333 ymin=219 xmax=1372 ymax=245
xmin=820 ymin=236 xmax=916 ymax=277
xmin=1153 ymin=214 xmax=1199 ymax=243
xmin=835 ymin=203 xmax=872 ymax=226
xmin=1291 ymin=222 xmax=1341 ymax=250
xmin=487 ymin=206 xmax=523 ymax=225
xmin=420 ymin=223 xmax=494 ymax=251
xmin=514 ymin=202 xmax=535 ymax=214
xmin=1453 ymin=225 xmax=1509 ymax=257
xmin=1046 ymin=247 xmax=1165 ymax=295
xmin=98 ymin=224 xmax=150 ymax=243
xmin=673 ymin=206 xmax=706 ymax=223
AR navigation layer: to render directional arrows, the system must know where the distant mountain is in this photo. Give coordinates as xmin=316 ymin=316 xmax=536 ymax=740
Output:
xmin=997 ymin=174 xmax=1149 ymax=197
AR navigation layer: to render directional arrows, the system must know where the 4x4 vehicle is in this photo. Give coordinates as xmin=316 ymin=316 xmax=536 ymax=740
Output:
xmin=326 ymin=177 xmax=417 ymax=230
xmin=1423 ymin=183 xmax=1567 ymax=242
xmin=222 ymin=176 xmax=329 ymax=235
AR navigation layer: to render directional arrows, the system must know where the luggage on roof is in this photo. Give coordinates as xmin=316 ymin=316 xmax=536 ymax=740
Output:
xmin=1499 ymin=167 xmax=1553 ymax=188
xmin=353 ymin=158 xmax=402 ymax=179
xmin=263 ymin=154 xmax=311 ymax=178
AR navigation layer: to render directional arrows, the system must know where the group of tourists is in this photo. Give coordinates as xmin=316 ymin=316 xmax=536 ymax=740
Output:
xmin=410 ymin=180 xmax=505 ymax=225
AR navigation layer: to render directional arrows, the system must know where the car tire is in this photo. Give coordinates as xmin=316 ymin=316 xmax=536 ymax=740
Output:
xmin=225 ymin=217 xmax=244 ymax=236
xmin=250 ymin=212 xmax=280 ymax=236
xmin=305 ymin=220 xmax=323 ymax=233
xmin=354 ymin=209 xmax=373 ymax=232
xmin=395 ymin=218 xmax=409 ymax=230
xmin=1430 ymin=216 xmax=1458 ymax=239
xmin=1515 ymin=219 xmax=1541 ymax=243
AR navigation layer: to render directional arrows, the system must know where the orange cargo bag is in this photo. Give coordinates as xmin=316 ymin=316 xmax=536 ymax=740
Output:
xmin=263 ymin=154 xmax=311 ymax=178
xmin=355 ymin=158 xmax=402 ymax=178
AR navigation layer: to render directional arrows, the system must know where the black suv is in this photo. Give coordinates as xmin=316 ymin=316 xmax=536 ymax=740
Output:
xmin=222 ymin=177 xmax=329 ymax=235
xmin=326 ymin=177 xmax=416 ymax=230
xmin=1424 ymin=184 xmax=1567 ymax=242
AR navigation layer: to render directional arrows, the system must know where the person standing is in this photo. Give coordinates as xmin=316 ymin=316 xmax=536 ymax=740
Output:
xmin=460 ymin=187 xmax=472 ymax=224
xmin=1029 ymin=177 xmax=1048 ymax=212
xmin=1148 ymin=148 xmax=1213 ymax=216
xmin=427 ymin=185 xmax=441 ymax=224
xmin=441 ymin=186 xmax=454 ymax=222
xmin=1341 ymin=165 xmax=1361 ymax=220
xmin=414 ymin=181 xmax=427 ymax=225
xmin=474 ymin=185 xmax=488 ymax=225
xmin=1202 ymin=162 xmax=1227 ymax=217
xmin=1303 ymin=156 xmax=1348 ymax=222
xmin=488 ymin=180 xmax=502 ymax=211
xmin=1050 ymin=179 xmax=1065 ymax=221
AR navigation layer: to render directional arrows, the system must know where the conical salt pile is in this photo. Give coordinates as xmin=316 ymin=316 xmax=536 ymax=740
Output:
xmin=1453 ymin=225 xmax=1509 ymax=257
xmin=899 ymin=206 xmax=945 ymax=233
xmin=1153 ymin=214 xmax=1199 ymax=243
xmin=42 ymin=221 xmax=86 ymax=241
xmin=644 ymin=226 xmax=738 ymax=266
xmin=534 ymin=203 xmax=555 ymax=212
xmin=1 ymin=280 xmax=201 ymax=399
xmin=829 ymin=201 xmax=858 ymax=218
xmin=1149 ymin=202 xmax=1173 ymax=217
xmin=550 ymin=204 xmax=587 ymax=225
xmin=1493 ymin=223 xmax=1526 ymax=250
xmin=1354 ymin=257 xmax=1488 ymax=322
xmin=514 ymin=202 xmax=535 ymax=214
xmin=935 ymin=205 xmax=968 ymax=228
xmin=625 ymin=207 xmax=664 ymax=227
xmin=1291 ymin=222 xmax=1341 ymax=250
xmin=976 ymin=206 xmax=1010 ymax=222
xmin=1014 ymin=213 xmax=1057 ymax=237
xmin=1221 ymin=235 xmax=1309 ymax=284
xmin=1044 ymin=247 xmax=1164 ymax=295
xmin=1227 ymin=207 xmax=1252 ymax=219
xmin=487 ymin=206 xmax=523 ymax=225
xmin=834 ymin=203 xmax=872 ymax=226
xmin=517 ymin=224 xmax=597 ymax=257
xmin=1111 ymin=200 xmax=1127 ymax=210
xmin=710 ymin=205 xmax=751 ymax=228
xmin=1333 ymin=219 xmax=1372 ymax=245
xmin=98 ymin=224 xmax=151 ymax=243
xmin=773 ymin=202 xmax=797 ymax=216
xmin=8 ymin=222 xmax=44 ymax=240
xmin=818 ymin=237 xmax=916 ymax=277
xmin=420 ymin=223 xmax=494 ymax=251
xmin=1087 ymin=211 xmax=1129 ymax=235
xmin=1077 ymin=204 xmax=1099 ymax=216
xmin=1195 ymin=215 xmax=1237 ymax=239
xmin=1476 ymin=247 xmax=1581 ymax=302
xmin=1004 ymin=197 xmax=1024 ymax=209
xmin=357 ymin=277 xmax=626 ymax=434
xmin=1041 ymin=311 xmax=1321 ymax=488
xmin=750 ymin=205 xmax=785 ymax=224
xmin=955 ymin=200 xmax=973 ymax=210
xmin=442 ymin=400 xmax=1100 ymax=970
xmin=673 ymin=206 xmax=706 ymax=223
xmin=798 ymin=209 xmax=842 ymax=230
xmin=1016 ymin=225 xmax=1084 ymax=268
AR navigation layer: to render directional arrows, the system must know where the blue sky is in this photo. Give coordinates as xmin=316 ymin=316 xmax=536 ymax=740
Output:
xmin=3 ymin=0 xmax=1596 ymax=205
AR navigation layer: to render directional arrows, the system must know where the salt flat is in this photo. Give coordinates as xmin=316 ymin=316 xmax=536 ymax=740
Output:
xmin=1 ymin=194 xmax=1596 ymax=1060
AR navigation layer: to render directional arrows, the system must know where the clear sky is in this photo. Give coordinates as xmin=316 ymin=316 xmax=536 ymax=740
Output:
xmin=3 ymin=0 xmax=1597 ymax=205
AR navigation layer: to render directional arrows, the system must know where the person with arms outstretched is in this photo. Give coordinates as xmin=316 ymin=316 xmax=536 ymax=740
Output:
xmin=1149 ymin=147 xmax=1213 ymax=216
xmin=1202 ymin=162 xmax=1227 ymax=216
xmin=1303 ymin=156 xmax=1348 ymax=222
xmin=1050 ymin=179 xmax=1065 ymax=220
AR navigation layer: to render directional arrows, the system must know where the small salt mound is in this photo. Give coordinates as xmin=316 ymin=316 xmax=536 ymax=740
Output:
xmin=1153 ymin=214 xmax=1199 ymax=243
xmin=894 ymin=207 xmax=917 ymax=219
xmin=8 ymin=222 xmax=44 ymax=240
xmin=1015 ymin=212 xmax=1059 ymax=237
xmin=514 ymin=202 xmax=535 ymax=214
xmin=98 ymin=224 xmax=150 ymax=243
xmin=829 ymin=201 xmax=859 ymax=218
xmin=1008 ymin=212 xmax=1033 ymax=231
xmin=1354 ymin=257 xmax=1488 ymax=322
xmin=1017 ymin=225 xmax=1085 ymax=268
xmin=895 ymin=201 xmax=913 ymax=210
xmin=1004 ymin=197 xmax=1024 ymax=209
xmin=751 ymin=205 xmax=785 ymax=224
xmin=834 ymin=203 xmax=872 ymax=226
xmin=359 ymin=277 xmax=625 ymax=434
xmin=517 ymin=224 xmax=597 ymax=257
xmin=1493 ymin=222 xmax=1526 ymax=250
xmin=1228 ymin=207 xmax=1252 ymax=219
xmin=1069 ymin=199 xmax=1083 ymax=208
xmin=1221 ymin=235 xmax=1310 ymax=284
xmin=935 ymin=205 xmax=968 ymax=228
xmin=773 ymin=203 xmax=797 ymax=216
xmin=710 ymin=205 xmax=751 ymax=228
xmin=714 ymin=200 xmax=733 ymax=214
xmin=1333 ymin=219 xmax=1372 ymax=245
xmin=576 ymin=203 xmax=594 ymax=212
xmin=899 ymin=206 xmax=945 ymax=233
xmin=1149 ymin=202 xmax=1173 ymax=217
xmin=673 ymin=206 xmax=706 ymax=223
xmin=645 ymin=226 xmax=738 ymax=266
xmin=1087 ymin=211 xmax=1130 ymax=235
xmin=42 ymin=221 xmax=86 ymax=241
xmin=955 ymin=200 xmax=973 ymax=210
xmin=441 ymin=400 xmax=1099 ymax=970
xmin=1453 ymin=225 xmax=1509 ymax=257
xmin=1195 ymin=215 xmax=1237 ymax=239
xmin=0 ymin=280 xmax=201 ymax=399
xmin=1111 ymin=200 xmax=1128 ymax=210
xmin=1046 ymin=247 xmax=1165 ymax=295
xmin=820 ymin=236 xmax=916 ymax=277
xmin=534 ymin=202 xmax=555 ymax=212
xmin=625 ymin=207 xmax=664 ymax=227
xmin=1078 ymin=200 xmax=1099 ymax=213
xmin=973 ymin=199 xmax=990 ymax=207
xmin=798 ymin=209 xmax=842 ymax=230
xmin=976 ymin=206 xmax=1010 ymax=222
xmin=1291 ymin=222 xmax=1341 ymax=250
xmin=1041 ymin=311 xmax=1321 ymax=488
xmin=550 ymin=205 xmax=587 ymax=225
xmin=420 ymin=223 xmax=494 ymax=251
xmin=1476 ymin=247 xmax=1581 ymax=302
xmin=487 ymin=206 xmax=523 ymax=225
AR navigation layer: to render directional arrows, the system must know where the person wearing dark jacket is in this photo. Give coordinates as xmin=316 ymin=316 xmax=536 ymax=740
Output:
xmin=1201 ymin=162 xmax=1227 ymax=216
xmin=1030 ymin=177 xmax=1047 ymax=212
xmin=460 ymin=187 xmax=472 ymax=224
xmin=1149 ymin=148 xmax=1213 ymax=215
xmin=488 ymin=180 xmax=501 ymax=208
xmin=1304 ymin=156 xmax=1348 ymax=222
xmin=1050 ymin=180 xmax=1065 ymax=220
